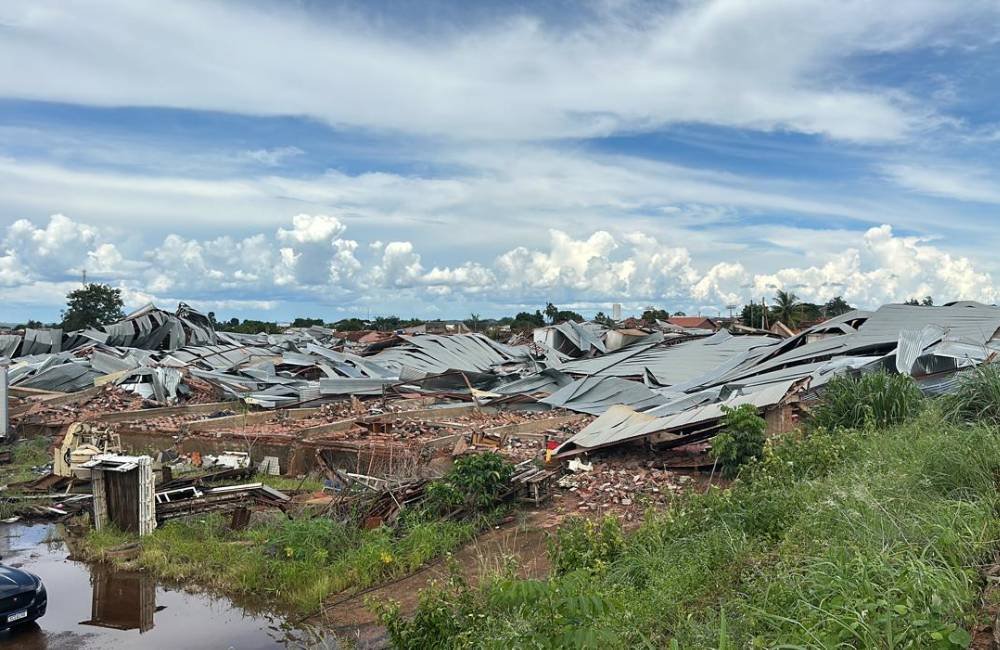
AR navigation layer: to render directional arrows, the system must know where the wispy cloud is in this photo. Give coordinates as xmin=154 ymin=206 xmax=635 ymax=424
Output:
xmin=883 ymin=162 xmax=1000 ymax=204
xmin=1 ymin=0 xmax=989 ymax=141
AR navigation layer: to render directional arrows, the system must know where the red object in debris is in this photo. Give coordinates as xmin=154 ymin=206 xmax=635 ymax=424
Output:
xmin=545 ymin=440 xmax=559 ymax=450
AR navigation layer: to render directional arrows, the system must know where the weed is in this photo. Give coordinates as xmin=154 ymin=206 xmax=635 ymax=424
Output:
xmin=548 ymin=515 xmax=625 ymax=576
xmin=425 ymin=452 xmax=514 ymax=515
xmin=82 ymin=511 xmax=478 ymax=615
xmin=809 ymin=370 xmax=923 ymax=432
xmin=710 ymin=404 xmax=766 ymax=477
xmin=940 ymin=363 xmax=1000 ymax=426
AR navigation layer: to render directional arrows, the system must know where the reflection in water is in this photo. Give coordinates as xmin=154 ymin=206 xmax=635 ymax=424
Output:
xmin=80 ymin=566 xmax=162 ymax=633
xmin=0 ymin=523 xmax=330 ymax=649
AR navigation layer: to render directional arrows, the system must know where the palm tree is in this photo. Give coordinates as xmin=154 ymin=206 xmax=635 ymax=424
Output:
xmin=773 ymin=290 xmax=801 ymax=328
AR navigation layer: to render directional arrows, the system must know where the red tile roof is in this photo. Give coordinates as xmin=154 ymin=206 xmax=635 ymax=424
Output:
xmin=666 ymin=316 xmax=719 ymax=330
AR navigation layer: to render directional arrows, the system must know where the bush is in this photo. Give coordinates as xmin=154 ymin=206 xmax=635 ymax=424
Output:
xmin=810 ymin=371 xmax=923 ymax=431
xmin=425 ymin=452 xmax=515 ymax=515
xmin=376 ymin=567 xmax=617 ymax=649
xmin=548 ymin=515 xmax=626 ymax=576
xmin=710 ymin=404 xmax=767 ymax=477
xmin=940 ymin=363 xmax=1000 ymax=425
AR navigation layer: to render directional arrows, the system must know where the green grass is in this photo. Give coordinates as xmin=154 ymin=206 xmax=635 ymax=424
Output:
xmin=0 ymin=437 xmax=53 ymax=517
xmin=253 ymin=473 xmax=326 ymax=493
xmin=808 ymin=370 xmax=924 ymax=432
xmin=81 ymin=510 xmax=480 ymax=614
xmin=1 ymin=436 xmax=52 ymax=485
xmin=380 ymin=411 xmax=1000 ymax=648
xmin=941 ymin=363 xmax=1000 ymax=426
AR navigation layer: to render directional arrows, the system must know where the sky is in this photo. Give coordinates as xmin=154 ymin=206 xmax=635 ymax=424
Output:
xmin=2 ymin=0 xmax=1000 ymax=323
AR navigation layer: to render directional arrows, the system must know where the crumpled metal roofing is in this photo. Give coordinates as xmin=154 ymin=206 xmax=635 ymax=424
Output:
xmin=551 ymin=321 xmax=608 ymax=354
xmin=370 ymin=334 xmax=531 ymax=376
xmin=494 ymin=368 xmax=573 ymax=395
xmin=556 ymin=379 xmax=798 ymax=456
xmin=540 ymin=376 xmax=667 ymax=415
xmin=558 ymin=330 xmax=778 ymax=384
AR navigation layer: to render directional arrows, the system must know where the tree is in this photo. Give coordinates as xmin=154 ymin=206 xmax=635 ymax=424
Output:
xmin=772 ymin=289 xmax=802 ymax=327
xmin=922 ymin=296 xmax=934 ymax=306
xmin=710 ymin=404 xmax=767 ymax=478
xmin=593 ymin=311 xmax=616 ymax=328
xmin=510 ymin=310 xmax=545 ymax=332
xmin=291 ymin=317 xmax=325 ymax=328
xmin=466 ymin=313 xmax=481 ymax=332
xmin=544 ymin=302 xmax=559 ymax=324
xmin=672 ymin=311 xmax=687 ymax=317
xmin=332 ymin=317 xmax=366 ymax=331
xmin=823 ymin=296 xmax=852 ymax=317
xmin=61 ymin=283 xmax=124 ymax=331
xmin=740 ymin=303 xmax=768 ymax=328
xmin=641 ymin=308 xmax=670 ymax=322
xmin=372 ymin=315 xmax=402 ymax=332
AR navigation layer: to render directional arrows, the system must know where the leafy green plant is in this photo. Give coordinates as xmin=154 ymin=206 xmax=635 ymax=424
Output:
xmin=376 ymin=566 xmax=617 ymax=649
xmin=809 ymin=370 xmax=923 ymax=431
xmin=940 ymin=363 xmax=1000 ymax=425
xmin=548 ymin=515 xmax=626 ymax=576
xmin=710 ymin=403 xmax=766 ymax=477
xmin=425 ymin=452 xmax=515 ymax=515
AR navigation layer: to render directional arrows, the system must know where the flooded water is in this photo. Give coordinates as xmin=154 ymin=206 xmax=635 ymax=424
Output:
xmin=0 ymin=523 xmax=321 ymax=649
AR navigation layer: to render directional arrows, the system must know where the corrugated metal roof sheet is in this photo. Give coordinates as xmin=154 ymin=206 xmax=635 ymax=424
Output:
xmin=370 ymin=334 xmax=530 ymax=376
xmin=556 ymin=379 xmax=798 ymax=455
xmin=540 ymin=376 xmax=667 ymax=414
xmin=558 ymin=331 xmax=777 ymax=385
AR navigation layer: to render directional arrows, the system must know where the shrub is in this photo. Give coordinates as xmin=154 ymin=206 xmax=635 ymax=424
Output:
xmin=548 ymin=515 xmax=626 ymax=576
xmin=809 ymin=370 xmax=923 ymax=431
xmin=710 ymin=403 xmax=767 ymax=477
xmin=425 ymin=452 xmax=515 ymax=515
xmin=940 ymin=363 xmax=1000 ymax=425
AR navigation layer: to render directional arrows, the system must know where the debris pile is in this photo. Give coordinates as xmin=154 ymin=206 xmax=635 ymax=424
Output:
xmin=558 ymin=461 xmax=692 ymax=519
xmin=5 ymin=300 xmax=1000 ymax=530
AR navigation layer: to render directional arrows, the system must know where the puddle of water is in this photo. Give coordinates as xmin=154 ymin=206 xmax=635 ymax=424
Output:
xmin=0 ymin=523 xmax=328 ymax=650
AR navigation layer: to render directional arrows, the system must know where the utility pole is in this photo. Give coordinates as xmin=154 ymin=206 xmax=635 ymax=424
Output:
xmin=81 ymin=268 xmax=87 ymax=285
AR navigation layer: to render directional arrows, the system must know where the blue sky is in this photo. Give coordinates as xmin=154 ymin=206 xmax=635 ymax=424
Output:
xmin=2 ymin=0 xmax=1000 ymax=323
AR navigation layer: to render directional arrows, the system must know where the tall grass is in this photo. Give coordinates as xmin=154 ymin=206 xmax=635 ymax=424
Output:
xmin=941 ymin=363 xmax=1000 ymax=426
xmin=84 ymin=513 xmax=478 ymax=614
xmin=809 ymin=370 xmax=924 ymax=431
xmin=379 ymin=412 xmax=1000 ymax=648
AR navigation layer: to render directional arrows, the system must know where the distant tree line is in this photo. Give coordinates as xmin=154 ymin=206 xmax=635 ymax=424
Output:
xmin=4 ymin=283 xmax=947 ymax=340
xmin=740 ymin=292 xmax=854 ymax=329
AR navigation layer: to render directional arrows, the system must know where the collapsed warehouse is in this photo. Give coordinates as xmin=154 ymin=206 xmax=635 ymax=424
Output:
xmin=2 ymin=300 xmax=999 ymax=525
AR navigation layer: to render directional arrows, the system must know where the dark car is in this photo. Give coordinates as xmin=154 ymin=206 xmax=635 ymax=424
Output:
xmin=0 ymin=562 xmax=46 ymax=629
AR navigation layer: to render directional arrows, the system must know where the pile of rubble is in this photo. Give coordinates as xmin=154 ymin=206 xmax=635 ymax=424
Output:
xmin=558 ymin=460 xmax=693 ymax=520
xmin=13 ymin=385 xmax=146 ymax=426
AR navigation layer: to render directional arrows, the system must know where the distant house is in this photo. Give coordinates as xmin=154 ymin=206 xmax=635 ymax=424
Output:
xmin=769 ymin=321 xmax=796 ymax=338
xmin=425 ymin=320 xmax=472 ymax=334
xmin=666 ymin=316 xmax=719 ymax=331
